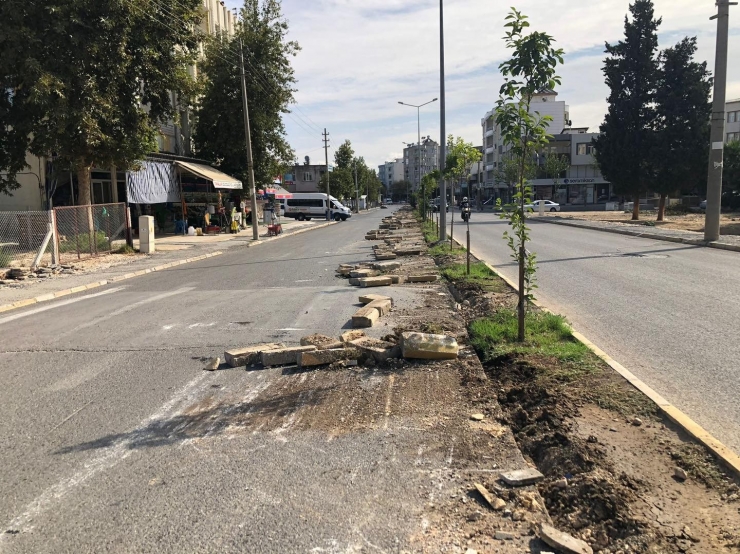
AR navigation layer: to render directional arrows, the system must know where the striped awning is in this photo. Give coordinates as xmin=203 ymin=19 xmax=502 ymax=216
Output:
xmin=175 ymin=161 xmax=243 ymax=190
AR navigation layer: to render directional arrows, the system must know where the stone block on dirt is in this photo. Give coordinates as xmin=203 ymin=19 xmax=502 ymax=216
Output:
xmin=390 ymin=275 xmax=406 ymax=284
xmin=494 ymin=531 xmax=515 ymax=541
xmin=360 ymin=276 xmax=393 ymax=287
xmin=373 ymin=261 xmax=402 ymax=271
xmin=350 ymin=269 xmax=380 ymax=278
xmin=261 ymin=345 xmax=317 ymax=367
xmin=300 ymin=334 xmax=344 ymax=350
xmin=359 ymin=293 xmax=393 ymax=306
xmin=336 ymin=266 xmax=353 ymax=275
xmin=352 ymin=306 xmax=381 ymax=328
xmin=297 ymin=347 xmax=360 ymax=368
xmin=224 ymin=343 xmax=283 ymax=367
xmin=500 ymin=468 xmax=544 ymax=486
xmin=375 ymin=253 xmax=398 ymax=260
xmin=473 ymin=483 xmax=506 ymax=511
xmin=394 ymin=248 xmax=423 ymax=256
xmin=674 ymin=467 xmax=688 ymax=481
xmin=341 ymin=330 xmax=366 ymax=343
xmin=348 ymin=278 xmax=362 ymax=286
xmin=365 ymin=298 xmax=392 ymax=316
xmin=408 ymin=274 xmax=438 ymax=283
xmin=204 ymin=357 xmax=220 ymax=371
xmin=350 ymin=337 xmax=401 ymax=362
xmin=539 ymin=523 xmax=593 ymax=554
xmin=401 ymin=332 xmax=459 ymax=360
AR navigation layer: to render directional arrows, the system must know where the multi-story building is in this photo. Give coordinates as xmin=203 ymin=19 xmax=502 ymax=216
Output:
xmin=727 ymin=99 xmax=740 ymax=143
xmin=284 ymin=163 xmax=327 ymax=194
xmin=377 ymin=158 xmax=405 ymax=189
xmin=1 ymin=0 xmax=236 ymax=211
xmin=402 ymin=137 xmax=439 ymax=192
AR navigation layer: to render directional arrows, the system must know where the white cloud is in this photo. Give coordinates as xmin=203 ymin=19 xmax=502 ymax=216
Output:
xmin=224 ymin=0 xmax=740 ymax=170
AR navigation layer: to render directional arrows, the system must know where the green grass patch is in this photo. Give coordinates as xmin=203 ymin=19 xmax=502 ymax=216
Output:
xmin=0 ymin=248 xmax=12 ymax=268
xmin=428 ymin=242 xmax=466 ymax=257
xmin=440 ymin=262 xmax=506 ymax=292
xmin=58 ymin=231 xmax=111 ymax=253
xmin=114 ymin=245 xmax=138 ymax=255
xmin=422 ymin=220 xmax=438 ymax=244
xmin=469 ymin=310 xmax=595 ymax=372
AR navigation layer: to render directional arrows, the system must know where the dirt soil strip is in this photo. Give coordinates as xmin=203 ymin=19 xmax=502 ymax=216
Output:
xmin=436 ymin=230 xmax=740 ymax=553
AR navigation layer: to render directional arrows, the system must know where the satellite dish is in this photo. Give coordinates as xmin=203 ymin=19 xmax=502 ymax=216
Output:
xmin=304 ymin=155 xmax=310 ymax=165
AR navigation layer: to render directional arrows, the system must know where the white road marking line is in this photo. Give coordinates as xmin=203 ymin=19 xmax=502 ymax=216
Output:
xmin=0 ymin=287 xmax=126 ymax=326
xmin=71 ymin=287 xmax=195 ymax=332
xmin=0 ymin=371 xmax=210 ymax=544
xmin=277 ymin=327 xmax=304 ymax=331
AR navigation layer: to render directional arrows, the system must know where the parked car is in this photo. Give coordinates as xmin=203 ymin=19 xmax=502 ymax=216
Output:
xmin=281 ymin=193 xmax=352 ymax=221
xmin=524 ymin=200 xmax=560 ymax=212
xmin=699 ymin=199 xmax=707 ymax=211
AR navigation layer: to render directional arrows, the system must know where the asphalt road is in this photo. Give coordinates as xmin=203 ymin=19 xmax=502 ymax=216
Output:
xmin=447 ymin=209 xmax=740 ymax=455
xmin=0 ymin=207 xmax=472 ymax=553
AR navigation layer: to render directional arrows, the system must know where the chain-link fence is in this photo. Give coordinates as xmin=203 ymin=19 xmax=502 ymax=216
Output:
xmin=0 ymin=211 xmax=54 ymax=269
xmin=54 ymin=203 xmax=127 ymax=263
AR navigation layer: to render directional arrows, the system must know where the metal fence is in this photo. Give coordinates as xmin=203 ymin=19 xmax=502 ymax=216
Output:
xmin=54 ymin=203 xmax=127 ymax=263
xmin=0 ymin=210 xmax=54 ymax=269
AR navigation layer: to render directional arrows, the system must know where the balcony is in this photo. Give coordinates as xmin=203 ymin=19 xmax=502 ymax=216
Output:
xmin=485 ymin=129 xmax=494 ymax=138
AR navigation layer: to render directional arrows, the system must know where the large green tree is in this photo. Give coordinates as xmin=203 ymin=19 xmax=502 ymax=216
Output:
xmin=194 ymin=0 xmax=298 ymax=189
xmin=334 ymin=140 xmax=355 ymax=169
xmin=593 ymin=0 xmax=661 ymax=220
xmin=0 ymin=0 xmax=201 ymax=202
xmin=653 ymin=37 xmax=712 ymax=220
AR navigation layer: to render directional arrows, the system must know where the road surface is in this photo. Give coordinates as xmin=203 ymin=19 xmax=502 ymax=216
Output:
xmin=448 ymin=210 xmax=740 ymax=455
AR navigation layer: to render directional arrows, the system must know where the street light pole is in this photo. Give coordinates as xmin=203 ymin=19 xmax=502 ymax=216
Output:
xmin=439 ymin=0 xmax=447 ymax=241
xmin=399 ymin=98 xmax=438 ymax=219
xmin=239 ymin=38 xmax=260 ymax=241
xmin=705 ymin=0 xmax=736 ymax=242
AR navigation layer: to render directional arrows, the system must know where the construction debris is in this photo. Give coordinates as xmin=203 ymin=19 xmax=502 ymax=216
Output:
xmin=224 ymin=343 xmax=284 ymax=367
xmin=359 ymin=294 xmax=392 ymax=306
xmin=365 ymin=298 xmax=392 ymax=316
xmin=297 ymin=347 xmax=360 ymax=368
xmin=473 ymin=483 xmax=506 ymax=511
xmin=499 ymin=468 xmax=545 ymax=486
xmin=407 ymin=274 xmax=438 ymax=283
xmin=261 ymin=345 xmax=317 ymax=367
xmin=300 ymin=334 xmax=344 ymax=350
xmin=352 ymin=305 xmax=381 ymax=328
xmin=539 ymin=523 xmax=594 ymax=554
xmin=204 ymin=357 xmax=220 ymax=371
xmin=340 ymin=330 xmax=366 ymax=343
xmin=359 ymin=276 xmax=393 ymax=287
xmin=350 ymin=337 xmax=401 ymax=362
xmin=400 ymin=332 xmax=459 ymax=360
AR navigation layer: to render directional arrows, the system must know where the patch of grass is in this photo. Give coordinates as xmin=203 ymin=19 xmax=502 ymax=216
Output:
xmin=422 ymin=220 xmax=438 ymax=244
xmin=114 ymin=245 xmax=138 ymax=255
xmin=469 ymin=310 xmax=595 ymax=372
xmin=58 ymin=231 xmax=111 ymax=253
xmin=440 ymin=262 xmax=506 ymax=292
xmin=428 ymin=243 xmax=466 ymax=257
xmin=0 ymin=248 xmax=12 ymax=268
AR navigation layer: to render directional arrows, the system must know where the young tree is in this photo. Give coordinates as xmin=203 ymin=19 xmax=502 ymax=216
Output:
xmin=593 ymin=0 xmax=661 ymax=220
xmin=334 ymin=140 xmax=355 ymax=169
xmin=0 ymin=0 xmax=202 ymax=202
xmin=194 ymin=0 xmax=298 ymax=188
xmin=724 ymin=140 xmax=740 ymax=193
xmin=444 ymin=135 xmax=482 ymax=199
xmin=494 ymin=8 xmax=564 ymax=341
xmin=317 ymin=167 xmax=353 ymax=200
xmin=653 ymin=37 xmax=712 ymax=220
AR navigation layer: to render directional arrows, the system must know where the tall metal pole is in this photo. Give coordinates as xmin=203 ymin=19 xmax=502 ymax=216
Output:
xmin=354 ymin=160 xmax=360 ymax=213
xmin=323 ymin=129 xmax=331 ymax=220
xmin=239 ymin=39 xmax=259 ymax=241
xmin=418 ymin=107 xmax=423 ymax=219
xmin=705 ymin=0 xmax=736 ymax=242
xmin=439 ymin=0 xmax=447 ymax=241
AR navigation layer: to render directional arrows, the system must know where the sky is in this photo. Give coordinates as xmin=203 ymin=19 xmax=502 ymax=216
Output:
xmin=223 ymin=0 xmax=740 ymax=172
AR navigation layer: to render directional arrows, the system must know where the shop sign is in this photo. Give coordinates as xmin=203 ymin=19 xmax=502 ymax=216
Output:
xmin=563 ymin=178 xmax=595 ymax=184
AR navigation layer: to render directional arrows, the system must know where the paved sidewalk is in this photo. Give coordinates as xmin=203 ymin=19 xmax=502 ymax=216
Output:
xmin=542 ymin=215 xmax=740 ymax=253
xmin=0 ymin=218 xmax=334 ymax=307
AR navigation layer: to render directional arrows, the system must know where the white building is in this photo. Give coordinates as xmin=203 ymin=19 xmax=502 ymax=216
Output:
xmin=377 ymin=158 xmax=405 ymax=189
xmin=403 ymin=137 xmax=439 ymax=192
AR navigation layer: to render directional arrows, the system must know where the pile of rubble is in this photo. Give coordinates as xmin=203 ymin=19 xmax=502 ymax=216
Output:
xmin=0 ymin=264 xmax=78 ymax=285
xmin=365 ymin=214 xmax=427 ymax=261
xmin=336 ymin=263 xmax=437 ymax=288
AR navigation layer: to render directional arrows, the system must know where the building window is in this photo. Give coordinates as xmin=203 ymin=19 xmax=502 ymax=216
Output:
xmin=728 ymin=111 xmax=738 ymax=123
xmin=303 ymin=172 xmax=314 ymax=181
xmin=577 ymin=143 xmax=594 ymax=156
xmin=728 ymin=132 xmax=740 ymax=143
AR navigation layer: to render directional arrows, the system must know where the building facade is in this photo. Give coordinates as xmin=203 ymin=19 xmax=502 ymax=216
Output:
xmin=284 ymin=164 xmax=327 ymax=193
xmin=377 ymin=158 xmax=405 ymax=189
xmin=402 ymin=137 xmax=439 ymax=192
xmin=727 ymin=99 xmax=740 ymax=143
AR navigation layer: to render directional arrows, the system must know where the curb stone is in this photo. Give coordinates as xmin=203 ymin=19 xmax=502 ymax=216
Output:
xmin=0 ymin=220 xmax=339 ymax=315
xmin=539 ymin=217 xmax=740 ymax=253
xmin=454 ymin=238 xmax=740 ymax=479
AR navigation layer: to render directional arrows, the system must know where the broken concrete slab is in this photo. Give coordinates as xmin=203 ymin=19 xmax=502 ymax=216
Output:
xmin=359 ymin=276 xmax=393 ymax=287
xmin=539 ymin=523 xmax=593 ymax=554
xmin=400 ymin=332 xmax=459 ymax=360
xmin=374 ymin=253 xmax=398 ymax=260
xmin=348 ymin=278 xmax=362 ymax=286
xmin=340 ymin=330 xmax=366 ymax=343
xmin=224 ymin=343 xmax=284 ymax=367
xmin=372 ymin=261 xmax=402 ymax=271
xmin=500 ymin=468 xmax=545 ymax=486
xmin=350 ymin=269 xmax=380 ymax=278
xmin=352 ymin=305 xmax=381 ymax=328
xmin=365 ymin=298 xmax=392 ymax=316
xmin=261 ymin=345 xmax=317 ymax=367
xmin=300 ymin=334 xmax=344 ymax=350
xmin=407 ymin=274 xmax=438 ymax=283
xmin=204 ymin=357 xmax=220 ymax=371
xmin=473 ymin=483 xmax=505 ymax=511
xmin=359 ymin=293 xmax=392 ymax=305
xmin=350 ymin=337 xmax=400 ymax=362
xmin=389 ymin=275 xmax=406 ymax=285
xmin=297 ymin=347 xmax=361 ymax=368
xmin=394 ymin=248 xmax=423 ymax=256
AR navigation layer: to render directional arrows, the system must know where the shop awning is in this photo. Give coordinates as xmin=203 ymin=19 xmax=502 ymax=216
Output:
xmin=175 ymin=161 xmax=243 ymax=190
xmin=264 ymin=184 xmax=293 ymax=199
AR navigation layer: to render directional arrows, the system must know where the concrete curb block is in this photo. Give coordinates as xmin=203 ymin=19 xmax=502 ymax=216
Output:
xmin=540 ymin=218 xmax=740 ymax=253
xmin=457 ymin=239 xmax=740 ymax=479
xmin=0 ymin=219 xmax=341 ymax=315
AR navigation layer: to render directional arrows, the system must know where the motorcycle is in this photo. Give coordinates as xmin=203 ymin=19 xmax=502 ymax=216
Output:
xmin=461 ymin=205 xmax=471 ymax=222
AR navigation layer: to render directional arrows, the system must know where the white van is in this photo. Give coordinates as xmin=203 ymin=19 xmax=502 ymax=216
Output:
xmin=281 ymin=193 xmax=352 ymax=222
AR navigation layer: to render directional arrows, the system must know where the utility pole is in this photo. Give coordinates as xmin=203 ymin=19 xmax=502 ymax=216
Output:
xmin=354 ymin=160 xmax=360 ymax=213
xmin=323 ymin=129 xmax=331 ymax=220
xmin=239 ymin=39 xmax=259 ymax=241
xmin=705 ymin=0 xmax=736 ymax=242
xmin=439 ymin=0 xmax=447 ymax=241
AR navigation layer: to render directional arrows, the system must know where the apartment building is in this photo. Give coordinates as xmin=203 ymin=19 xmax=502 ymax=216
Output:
xmin=378 ymin=158 xmax=405 ymax=189
xmin=1 ymin=0 xmax=236 ymax=211
xmin=284 ymin=163 xmax=327 ymax=193
xmin=402 ymin=137 xmax=439 ymax=192
xmin=727 ymin=99 xmax=740 ymax=143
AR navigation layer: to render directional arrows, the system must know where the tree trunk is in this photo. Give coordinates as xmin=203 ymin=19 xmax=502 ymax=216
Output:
xmin=76 ymin=165 xmax=92 ymax=206
xmin=632 ymin=193 xmax=640 ymax=220
xmin=657 ymin=193 xmax=667 ymax=222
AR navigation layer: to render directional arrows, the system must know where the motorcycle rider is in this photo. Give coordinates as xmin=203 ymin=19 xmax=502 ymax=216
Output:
xmin=460 ymin=196 xmax=471 ymax=221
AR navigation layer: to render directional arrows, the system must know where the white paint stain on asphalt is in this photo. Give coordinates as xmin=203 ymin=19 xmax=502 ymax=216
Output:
xmin=0 ymin=287 xmax=126 ymax=327
xmin=0 ymin=371 xmax=212 ymax=545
